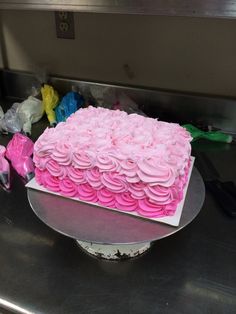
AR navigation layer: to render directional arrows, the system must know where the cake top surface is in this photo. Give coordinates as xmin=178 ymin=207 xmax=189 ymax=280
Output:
xmin=34 ymin=106 xmax=191 ymax=177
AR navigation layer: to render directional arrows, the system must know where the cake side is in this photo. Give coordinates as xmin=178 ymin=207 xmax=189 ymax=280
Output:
xmin=33 ymin=106 xmax=192 ymax=218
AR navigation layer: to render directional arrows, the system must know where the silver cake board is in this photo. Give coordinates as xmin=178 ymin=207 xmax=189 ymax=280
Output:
xmin=27 ymin=167 xmax=205 ymax=260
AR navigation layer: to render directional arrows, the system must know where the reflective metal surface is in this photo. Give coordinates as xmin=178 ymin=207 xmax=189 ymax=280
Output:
xmin=1 ymin=0 xmax=236 ymax=18
xmin=27 ymin=167 xmax=205 ymax=244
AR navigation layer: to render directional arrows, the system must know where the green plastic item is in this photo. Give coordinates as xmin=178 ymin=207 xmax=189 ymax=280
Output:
xmin=183 ymin=124 xmax=233 ymax=143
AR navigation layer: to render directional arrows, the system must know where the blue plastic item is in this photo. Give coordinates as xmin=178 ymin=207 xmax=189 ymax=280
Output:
xmin=56 ymin=91 xmax=84 ymax=123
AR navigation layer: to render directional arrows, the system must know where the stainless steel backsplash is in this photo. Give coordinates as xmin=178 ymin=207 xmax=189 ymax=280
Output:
xmin=1 ymin=69 xmax=236 ymax=134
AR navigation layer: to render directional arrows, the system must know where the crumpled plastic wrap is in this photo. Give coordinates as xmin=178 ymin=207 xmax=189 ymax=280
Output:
xmin=41 ymin=84 xmax=59 ymax=126
xmin=88 ymin=86 xmax=146 ymax=116
xmin=0 ymin=145 xmax=10 ymax=190
xmin=17 ymin=96 xmax=44 ymax=135
xmin=6 ymin=133 xmax=35 ymax=182
xmin=0 ymin=103 xmax=22 ymax=134
xmin=55 ymin=91 xmax=84 ymax=122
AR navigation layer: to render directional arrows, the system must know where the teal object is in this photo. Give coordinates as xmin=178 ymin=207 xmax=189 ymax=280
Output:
xmin=183 ymin=124 xmax=233 ymax=143
xmin=56 ymin=91 xmax=84 ymax=123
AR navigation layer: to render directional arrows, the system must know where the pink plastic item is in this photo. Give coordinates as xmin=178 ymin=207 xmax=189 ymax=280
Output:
xmin=0 ymin=145 xmax=10 ymax=189
xmin=6 ymin=133 xmax=35 ymax=181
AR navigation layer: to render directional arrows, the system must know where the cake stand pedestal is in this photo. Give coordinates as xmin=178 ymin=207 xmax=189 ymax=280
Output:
xmin=27 ymin=167 xmax=205 ymax=260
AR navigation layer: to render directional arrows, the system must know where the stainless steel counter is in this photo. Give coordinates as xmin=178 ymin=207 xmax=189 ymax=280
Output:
xmin=0 ymin=113 xmax=236 ymax=314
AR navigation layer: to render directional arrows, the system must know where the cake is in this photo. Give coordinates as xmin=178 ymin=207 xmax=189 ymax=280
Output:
xmin=33 ymin=106 xmax=192 ymax=218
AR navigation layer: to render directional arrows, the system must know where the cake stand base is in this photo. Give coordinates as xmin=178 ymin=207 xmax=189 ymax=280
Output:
xmin=76 ymin=240 xmax=151 ymax=260
xmin=27 ymin=167 xmax=205 ymax=261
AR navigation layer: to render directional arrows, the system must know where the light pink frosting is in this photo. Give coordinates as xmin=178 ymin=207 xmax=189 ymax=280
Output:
xmin=46 ymin=160 xmax=67 ymax=179
xmin=34 ymin=106 xmax=192 ymax=218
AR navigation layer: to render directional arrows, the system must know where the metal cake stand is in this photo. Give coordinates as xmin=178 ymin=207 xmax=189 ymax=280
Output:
xmin=27 ymin=167 xmax=205 ymax=260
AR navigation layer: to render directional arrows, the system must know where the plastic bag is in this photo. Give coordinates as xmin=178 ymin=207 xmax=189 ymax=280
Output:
xmin=0 ymin=145 xmax=10 ymax=190
xmin=89 ymin=86 xmax=113 ymax=107
xmin=41 ymin=84 xmax=59 ymax=126
xmin=183 ymin=124 xmax=233 ymax=143
xmin=6 ymin=133 xmax=35 ymax=182
xmin=112 ymin=92 xmax=146 ymax=116
xmin=0 ymin=106 xmax=4 ymax=120
xmin=55 ymin=91 xmax=84 ymax=122
xmin=89 ymin=86 xmax=146 ymax=116
xmin=17 ymin=96 xmax=44 ymax=135
xmin=0 ymin=103 xmax=22 ymax=134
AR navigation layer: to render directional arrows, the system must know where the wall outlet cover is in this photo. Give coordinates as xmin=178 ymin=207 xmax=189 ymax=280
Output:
xmin=55 ymin=11 xmax=75 ymax=39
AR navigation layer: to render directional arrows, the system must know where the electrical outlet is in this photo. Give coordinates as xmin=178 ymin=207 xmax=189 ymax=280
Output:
xmin=55 ymin=11 xmax=75 ymax=39
xmin=59 ymin=22 xmax=69 ymax=32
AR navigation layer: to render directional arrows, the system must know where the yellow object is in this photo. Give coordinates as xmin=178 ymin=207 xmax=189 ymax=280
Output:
xmin=41 ymin=84 xmax=59 ymax=125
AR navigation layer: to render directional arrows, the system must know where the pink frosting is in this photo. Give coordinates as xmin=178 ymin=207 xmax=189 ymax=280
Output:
xmin=67 ymin=166 xmax=86 ymax=184
xmin=72 ymin=151 xmax=95 ymax=169
xmin=101 ymin=172 xmax=128 ymax=193
xmin=33 ymin=106 xmax=192 ymax=218
xmin=52 ymin=143 xmax=73 ymax=166
xmin=77 ymin=183 xmax=98 ymax=202
xmin=46 ymin=160 xmax=67 ymax=179
xmin=138 ymin=199 xmax=168 ymax=218
xmin=85 ymin=167 xmax=103 ymax=189
xmin=144 ymin=185 xmax=177 ymax=205
xmin=35 ymin=169 xmax=185 ymax=218
xmin=128 ymin=182 xmax=146 ymax=199
xmin=97 ymin=188 xmax=116 ymax=207
xmin=96 ymin=153 xmax=120 ymax=172
xmin=6 ymin=133 xmax=34 ymax=179
xmin=115 ymin=192 xmax=138 ymax=211
xmin=59 ymin=179 xmax=78 ymax=197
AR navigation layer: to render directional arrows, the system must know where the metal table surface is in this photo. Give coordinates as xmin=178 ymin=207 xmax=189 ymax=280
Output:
xmin=0 ymin=119 xmax=236 ymax=314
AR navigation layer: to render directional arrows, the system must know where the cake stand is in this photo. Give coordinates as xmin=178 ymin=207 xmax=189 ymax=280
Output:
xmin=27 ymin=167 xmax=205 ymax=260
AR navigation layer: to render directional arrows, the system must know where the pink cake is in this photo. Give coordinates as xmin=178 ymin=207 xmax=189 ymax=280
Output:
xmin=33 ymin=106 xmax=192 ymax=218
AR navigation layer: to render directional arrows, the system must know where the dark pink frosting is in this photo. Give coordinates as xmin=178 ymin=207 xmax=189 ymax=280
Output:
xmin=77 ymin=183 xmax=98 ymax=202
xmin=97 ymin=188 xmax=116 ymax=207
xmin=59 ymin=178 xmax=78 ymax=197
xmin=115 ymin=192 xmax=138 ymax=211
xmin=34 ymin=168 xmax=187 ymax=218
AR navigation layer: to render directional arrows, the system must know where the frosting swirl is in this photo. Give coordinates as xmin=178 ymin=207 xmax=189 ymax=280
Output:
xmin=115 ymin=192 xmax=138 ymax=211
xmin=35 ymin=168 xmax=43 ymax=185
xmin=77 ymin=183 xmax=98 ymax=202
xmin=52 ymin=142 xmax=73 ymax=166
xmin=137 ymin=158 xmax=175 ymax=186
xmin=72 ymin=151 xmax=94 ymax=169
xmin=120 ymin=158 xmax=140 ymax=183
xmin=97 ymin=188 xmax=116 ymax=207
xmin=44 ymin=174 xmax=60 ymax=192
xmin=138 ymin=199 xmax=165 ymax=217
xmin=96 ymin=153 xmax=120 ymax=172
xmin=46 ymin=160 xmax=67 ymax=179
xmin=59 ymin=178 xmax=78 ymax=197
xmin=128 ymin=182 xmax=146 ymax=199
xmin=85 ymin=167 xmax=103 ymax=189
xmin=144 ymin=185 xmax=175 ymax=205
xmin=67 ymin=166 xmax=86 ymax=184
xmin=101 ymin=172 xmax=128 ymax=193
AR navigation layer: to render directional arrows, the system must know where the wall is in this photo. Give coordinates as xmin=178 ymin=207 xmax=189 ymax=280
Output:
xmin=0 ymin=10 xmax=236 ymax=97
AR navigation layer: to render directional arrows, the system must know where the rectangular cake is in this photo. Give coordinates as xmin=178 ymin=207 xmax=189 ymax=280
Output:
xmin=33 ymin=106 xmax=192 ymax=218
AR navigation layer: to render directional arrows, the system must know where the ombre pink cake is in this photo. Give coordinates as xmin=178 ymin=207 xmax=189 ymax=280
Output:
xmin=33 ymin=106 xmax=192 ymax=218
